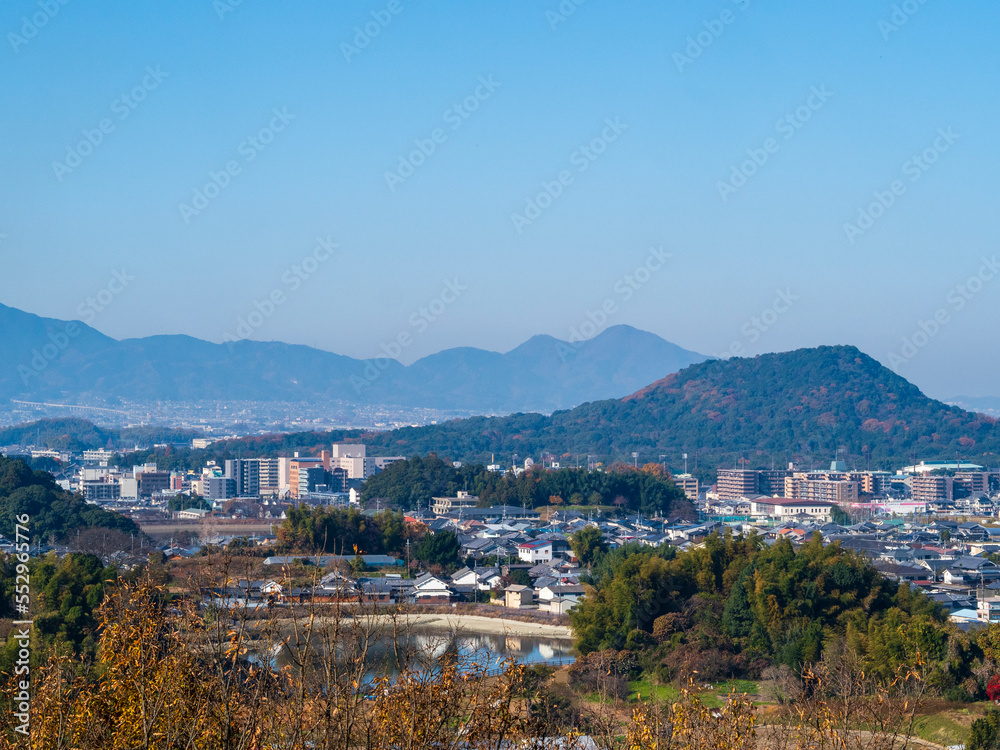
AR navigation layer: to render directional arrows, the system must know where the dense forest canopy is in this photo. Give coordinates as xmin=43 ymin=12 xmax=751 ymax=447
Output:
xmin=360 ymin=454 xmax=693 ymax=516
xmin=0 ymin=455 xmax=139 ymax=541
xmin=0 ymin=418 xmax=200 ymax=453
xmin=571 ymin=531 xmax=980 ymax=697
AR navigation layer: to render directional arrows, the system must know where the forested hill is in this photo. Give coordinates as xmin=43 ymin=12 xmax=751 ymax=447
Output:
xmin=358 ymin=345 xmax=999 ymax=470
xmin=0 ymin=455 xmax=139 ymax=541
xmin=0 ymin=418 xmax=200 ymax=453
xmin=10 ymin=346 xmax=999 ymax=477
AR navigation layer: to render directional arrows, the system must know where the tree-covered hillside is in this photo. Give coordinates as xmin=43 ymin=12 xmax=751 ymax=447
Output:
xmin=9 ymin=346 xmax=999 ymax=479
xmin=359 ymin=346 xmax=1000 ymax=472
xmin=572 ymin=532 xmax=978 ymax=696
xmin=0 ymin=455 xmax=138 ymax=541
xmin=360 ymin=454 xmax=693 ymax=516
xmin=0 ymin=418 xmax=201 ymax=453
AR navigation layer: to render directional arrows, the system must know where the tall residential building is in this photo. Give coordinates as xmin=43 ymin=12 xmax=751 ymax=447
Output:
xmin=225 ymin=459 xmax=259 ymax=496
xmin=258 ymin=458 xmax=281 ymax=494
xmin=289 ymin=456 xmax=323 ymax=500
xmin=859 ymin=471 xmax=893 ymax=496
xmin=717 ymin=469 xmax=758 ymax=500
xmin=955 ymin=471 xmax=988 ymax=496
xmin=758 ymin=469 xmax=791 ymax=496
xmin=911 ymin=475 xmax=953 ymax=503
xmin=784 ymin=472 xmax=859 ymax=504
xmin=206 ymin=476 xmax=237 ymax=500
xmin=224 ymin=458 xmax=283 ymax=497
xmin=798 ymin=478 xmax=859 ymax=504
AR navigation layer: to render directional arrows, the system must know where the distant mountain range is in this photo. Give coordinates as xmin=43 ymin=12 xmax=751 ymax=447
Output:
xmin=7 ymin=346 xmax=1000 ymax=479
xmin=0 ymin=303 xmax=707 ymax=415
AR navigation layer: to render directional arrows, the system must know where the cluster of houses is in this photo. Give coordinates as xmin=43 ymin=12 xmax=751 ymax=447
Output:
xmin=202 ymin=565 xmax=586 ymax=613
xmin=194 ymin=501 xmax=732 ymax=613
xmin=34 ymin=481 xmax=1000 ymax=630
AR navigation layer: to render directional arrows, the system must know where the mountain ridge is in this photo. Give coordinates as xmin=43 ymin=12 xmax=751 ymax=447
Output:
xmin=7 ymin=346 xmax=1000 ymax=481
xmin=350 ymin=344 xmax=1000 ymax=471
xmin=0 ymin=303 xmax=707 ymax=414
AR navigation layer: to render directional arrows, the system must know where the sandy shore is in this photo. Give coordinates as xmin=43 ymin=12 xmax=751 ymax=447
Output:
xmin=346 ymin=613 xmax=574 ymax=639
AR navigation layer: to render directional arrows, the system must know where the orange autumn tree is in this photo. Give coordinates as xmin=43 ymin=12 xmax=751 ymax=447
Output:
xmin=29 ymin=577 xmax=271 ymax=750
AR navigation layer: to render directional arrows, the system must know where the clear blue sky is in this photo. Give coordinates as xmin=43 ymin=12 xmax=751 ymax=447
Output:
xmin=1 ymin=0 xmax=998 ymax=400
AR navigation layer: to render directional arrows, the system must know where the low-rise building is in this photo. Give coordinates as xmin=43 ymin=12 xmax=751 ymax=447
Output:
xmin=431 ymin=491 xmax=479 ymax=516
xmin=673 ymin=473 xmax=699 ymax=500
xmin=504 ymin=585 xmax=533 ymax=609
xmin=177 ymin=507 xmax=210 ymax=520
xmin=518 ymin=540 xmax=554 ymax=564
xmin=750 ymin=498 xmax=835 ymax=523
xmin=411 ymin=573 xmax=452 ymax=604
xmin=979 ymin=597 xmax=1000 ymax=623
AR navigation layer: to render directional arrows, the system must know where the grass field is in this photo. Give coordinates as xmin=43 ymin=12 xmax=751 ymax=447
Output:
xmin=909 ymin=702 xmax=994 ymax=747
xmin=567 ymin=667 xmax=988 ymax=746
xmin=628 ymin=679 xmax=760 ymax=708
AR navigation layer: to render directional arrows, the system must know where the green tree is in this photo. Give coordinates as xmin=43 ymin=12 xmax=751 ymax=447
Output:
xmin=0 ymin=552 xmax=116 ymax=675
xmin=508 ymin=568 xmax=532 ymax=587
xmin=0 ymin=456 xmax=139 ymax=541
xmin=721 ymin=563 xmax=755 ymax=642
xmin=276 ymin=505 xmax=410 ymax=557
xmin=569 ymin=526 xmax=608 ymax=569
xmin=970 ymin=712 xmax=1000 ymax=750
xmin=571 ymin=530 xmax=951 ymax=679
xmin=167 ymin=494 xmax=210 ymax=512
xmin=414 ymin=531 xmax=461 ymax=570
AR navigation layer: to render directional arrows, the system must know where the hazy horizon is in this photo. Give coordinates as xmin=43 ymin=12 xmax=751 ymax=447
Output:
xmin=2 ymin=1 xmax=998 ymax=400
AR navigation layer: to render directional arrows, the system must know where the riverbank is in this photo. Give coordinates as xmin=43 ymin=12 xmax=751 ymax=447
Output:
xmin=346 ymin=612 xmax=574 ymax=639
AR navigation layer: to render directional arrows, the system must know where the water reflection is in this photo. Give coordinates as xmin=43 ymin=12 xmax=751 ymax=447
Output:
xmin=274 ymin=626 xmax=575 ymax=678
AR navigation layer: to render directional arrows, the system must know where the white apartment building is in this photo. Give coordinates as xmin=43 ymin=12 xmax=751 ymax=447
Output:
xmin=330 ymin=443 xmax=403 ymax=480
xmin=82 ymin=449 xmax=115 ymax=465
xmin=979 ymin=597 xmax=1000 ymax=623
xmin=750 ymin=498 xmax=835 ymax=523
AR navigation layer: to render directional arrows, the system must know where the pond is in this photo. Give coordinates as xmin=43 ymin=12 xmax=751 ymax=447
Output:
xmin=271 ymin=626 xmax=576 ymax=678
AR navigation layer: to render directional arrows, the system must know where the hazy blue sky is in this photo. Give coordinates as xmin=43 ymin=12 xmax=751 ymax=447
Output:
xmin=2 ymin=0 xmax=998 ymax=400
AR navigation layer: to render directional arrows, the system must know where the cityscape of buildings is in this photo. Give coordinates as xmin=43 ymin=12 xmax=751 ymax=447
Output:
xmin=0 ymin=398 xmax=479 ymax=434
xmin=7 ymin=434 xmax=1000 ymax=625
xmin=16 ymin=443 xmax=404 ymax=514
xmin=709 ymin=460 xmax=998 ymax=518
